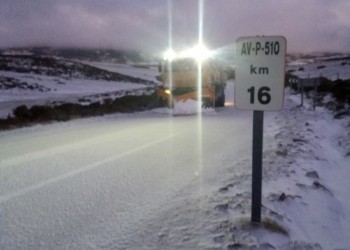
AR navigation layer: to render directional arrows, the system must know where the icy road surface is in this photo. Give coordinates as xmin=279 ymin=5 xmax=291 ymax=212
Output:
xmin=0 ymin=107 xmax=261 ymax=249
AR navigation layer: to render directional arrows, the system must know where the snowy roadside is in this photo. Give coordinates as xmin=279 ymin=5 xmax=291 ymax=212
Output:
xmin=124 ymin=91 xmax=350 ymax=250
xmin=257 ymin=94 xmax=350 ymax=249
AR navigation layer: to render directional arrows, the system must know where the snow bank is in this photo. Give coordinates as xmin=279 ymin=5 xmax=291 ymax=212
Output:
xmin=172 ymin=99 xmax=215 ymax=115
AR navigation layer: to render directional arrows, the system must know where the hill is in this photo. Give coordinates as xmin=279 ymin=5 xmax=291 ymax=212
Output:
xmin=0 ymin=47 xmax=156 ymax=64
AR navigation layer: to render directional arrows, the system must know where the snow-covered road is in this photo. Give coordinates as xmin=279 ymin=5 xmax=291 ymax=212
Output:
xmin=0 ymin=107 xmax=257 ymax=249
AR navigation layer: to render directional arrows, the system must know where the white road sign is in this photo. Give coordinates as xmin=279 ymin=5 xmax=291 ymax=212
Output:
xmin=235 ymin=36 xmax=286 ymax=111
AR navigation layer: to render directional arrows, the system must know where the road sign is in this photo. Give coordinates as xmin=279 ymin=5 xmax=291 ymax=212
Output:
xmin=235 ymin=36 xmax=287 ymax=111
xmin=288 ymin=78 xmax=299 ymax=84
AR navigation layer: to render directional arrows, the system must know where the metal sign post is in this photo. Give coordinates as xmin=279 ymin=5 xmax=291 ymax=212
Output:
xmin=235 ymin=36 xmax=286 ymax=223
xmin=300 ymin=80 xmax=304 ymax=107
xmin=251 ymin=110 xmax=264 ymax=222
xmin=313 ymin=78 xmax=317 ymax=110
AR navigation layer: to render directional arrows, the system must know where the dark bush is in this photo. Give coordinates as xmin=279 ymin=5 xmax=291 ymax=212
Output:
xmin=86 ymin=102 xmax=103 ymax=116
xmin=29 ymin=105 xmax=54 ymax=121
xmin=13 ymin=105 xmax=31 ymax=120
xmin=52 ymin=110 xmax=70 ymax=121
xmin=332 ymin=81 xmax=350 ymax=104
xmin=55 ymin=103 xmax=82 ymax=117
xmin=0 ymin=117 xmax=19 ymax=130
xmin=310 ymin=78 xmax=350 ymax=106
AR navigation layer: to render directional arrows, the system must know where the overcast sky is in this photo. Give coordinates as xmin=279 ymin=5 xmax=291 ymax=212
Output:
xmin=1 ymin=0 xmax=350 ymax=54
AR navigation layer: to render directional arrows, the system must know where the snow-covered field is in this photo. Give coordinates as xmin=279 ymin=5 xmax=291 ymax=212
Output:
xmin=84 ymin=61 xmax=161 ymax=83
xmin=287 ymin=55 xmax=350 ymax=80
xmin=0 ymin=70 xmax=152 ymax=118
xmin=0 ymin=57 xmax=350 ymax=249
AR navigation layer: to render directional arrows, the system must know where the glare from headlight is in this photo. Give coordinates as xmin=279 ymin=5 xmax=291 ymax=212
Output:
xmin=163 ymin=49 xmax=176 ymax=61
xmin=186 ymin=43 xmax=211 ymax=62
xmin=163 ymin=44 xmax=212 ymax=62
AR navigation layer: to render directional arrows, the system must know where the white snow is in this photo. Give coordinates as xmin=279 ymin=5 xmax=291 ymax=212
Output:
xmin=171 ymin=99 xmax=215 ymax=115
xmin=288 ymin=58 xmax=350 ymax=80
xmin=0 ymin=61 xmax=350 ymax=249
xmin=0 ymin=70 xmax=152 ymax=118
xmin=83 ymin=61 xmax=161 ymax=83
xmin=123 ymin=93 xmax=350 ymax=250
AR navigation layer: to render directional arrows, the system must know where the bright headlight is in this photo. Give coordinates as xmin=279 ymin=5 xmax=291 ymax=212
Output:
xmin=181 ymin=44 xmax=211 ymax=62
xmin=163 ymin=48 xmax=176 ymax=61
xmin=163 ymin=44 xmax=212 ymax=62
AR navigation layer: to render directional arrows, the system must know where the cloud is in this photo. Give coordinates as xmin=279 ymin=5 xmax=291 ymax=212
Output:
xmin=0 ymin=0 xmax=169 ymax=51
xmin=0 ymin=0 xmax=349 ymax=53
xmin=202 ymin=0 xmax=349 ymax=52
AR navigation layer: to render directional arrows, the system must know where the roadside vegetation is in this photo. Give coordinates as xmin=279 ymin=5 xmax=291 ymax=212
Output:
xmin=287 ymin=75 xmax=350 ymax=119
xmin=0 ymin=93 xmax=166 ymax=131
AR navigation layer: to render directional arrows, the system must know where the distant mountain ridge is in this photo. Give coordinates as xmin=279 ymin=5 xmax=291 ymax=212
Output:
xmin=0 ymin=47 xmax=156 ymax=64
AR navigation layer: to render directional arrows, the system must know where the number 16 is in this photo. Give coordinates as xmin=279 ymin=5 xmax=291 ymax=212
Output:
xmin=247 ymin=86 xmax=271 ymax=104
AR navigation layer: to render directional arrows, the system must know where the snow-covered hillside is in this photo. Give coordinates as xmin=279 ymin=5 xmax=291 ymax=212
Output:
xmin=0 ymin=70 xmax=154 ymax=118
xmin=83 ymin=61 xmax=161 ymax=83
xmin=287 ymin=54 xmax=350 ymax=80
xmin=0 ymin=55 xmax=158 ymax=119
xmin=1 ymin=47 xmax=155 ymax=64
